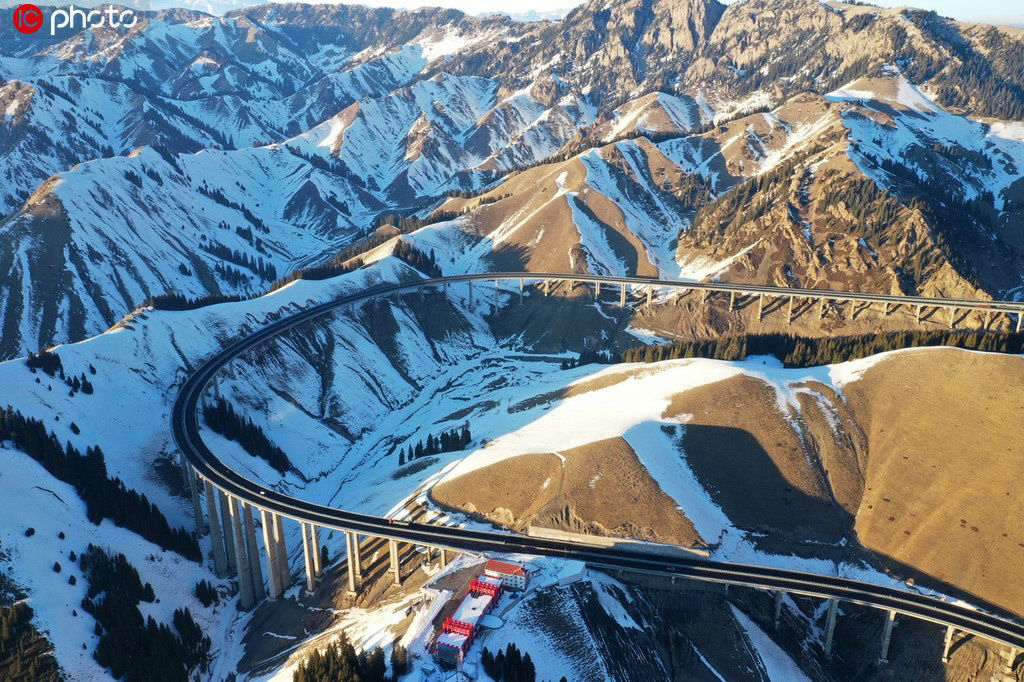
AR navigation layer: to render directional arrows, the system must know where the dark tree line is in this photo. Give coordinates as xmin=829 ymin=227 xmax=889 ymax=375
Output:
xmin=397 ymin=425 xmax=471 ymax=465
xmin=620 ymin=329 xmax=1024 ymax=368
xmin=145 ymin=291 xmax=246 ymax=311
xmin=392 ymin=240 xmax=441 ymax=278
xmin=292 ymin=633 xmax=405 ymax=682
xmin=25 ymin=350 xmax=62 ymax=376
xmin=202 ymin=241 xmax=278 ymax=281
xmin=81 ymin=546 xmax=210 ymax=682
xmin=0 ymin=602 xmax=60 ymax=681
xmin=203 ymin=398 xmax=291 ymax=474
xmin=481 ymin=644 xmax=537 ymax=682
xmin=0 ymin=407 xmax=200 ymax=560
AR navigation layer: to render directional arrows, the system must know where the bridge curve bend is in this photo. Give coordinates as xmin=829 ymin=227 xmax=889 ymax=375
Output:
xmin=170 ymin=272 xmax=1024 ymax=664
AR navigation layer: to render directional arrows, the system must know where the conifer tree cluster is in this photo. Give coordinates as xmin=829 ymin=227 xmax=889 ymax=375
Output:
xmin=25 ymin=349 xmax=62 ymax=376
xmin=202 ymin=398 xmax=291 ymax=473
xmin=391 ymin=240 xmax=441 ymax=278
xmin=620 ymin=328 xmax=1024 ymax=368
xmin=560 ymin=349 xmax=611 ymax=369
xmin=81 ymin=546 xmax=210 ymax=682
xmin=481 ymin=644 xmax=537 ymax=682
xmin=397 ymin=425 xmax=471 ymax=465
xmin=292 ymin=633 xmax=393 ymax=682
xmin=194 ymin=580 xmax=219 ymax=607
xmin=0 ymin=407 xmax=200 ymax=560
xmin=145 ymin=291 xmax=247 ymax=311
xmin=0 ymin=602 xmax=60 ymax=681
xmin=203 ymin=241 xmax=277 ymax=281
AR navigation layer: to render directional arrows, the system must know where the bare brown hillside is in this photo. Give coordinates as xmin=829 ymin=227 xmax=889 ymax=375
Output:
xmin=431 ymin=437 xmax=702 ymax=547
xmin=431 ymin=348 xmax=1024 ymax=616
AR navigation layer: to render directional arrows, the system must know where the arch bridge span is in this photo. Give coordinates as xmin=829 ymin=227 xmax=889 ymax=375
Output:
xmin=171 ymin=273 xmax=1024 ymax=671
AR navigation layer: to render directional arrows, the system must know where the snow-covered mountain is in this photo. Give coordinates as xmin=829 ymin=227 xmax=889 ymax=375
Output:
xmin=3 ymin=0 xmax=1024 ymax=358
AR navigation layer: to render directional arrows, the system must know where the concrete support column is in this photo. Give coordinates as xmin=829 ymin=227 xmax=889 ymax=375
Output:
xmin=229 ymin=497 xmax=256 ymax=610
xmin=184 ymin=464 xmax=204 ymax=535
xmin=440 ymin=549 xmax=449 ymax=568
xmin=647 ymin=285 xmax=652 ymax=306
xmin=757 ymin=294 xmax=765 ymax=320
xmin=1001 ymin=647 xmax=1020 ymax=675
xmin=218 ymin=490 xmax=237 ymax=573
xmin=494 ymin=279 xmax=499 ymax=304
xmin=819 ymin=298 xmax=827 ymax=320
xmin=300 ymin=522 xmax=315 ymax=594
xmin=823 ymin=598 xmax=839 ymax=655
xmin=389 ymin=539 xmax=401 ymax=585
xmin=729 ymin=291 xmax=736 ymax=311
xmin=203 ymin=480 xmax=228 ymax=576
xmin=595 ymin=281 xmax=601 ymax=298
xmin=850 ymin=299 xmax=857 ymax=320
xmin=260 ymin=510 xmax=283 ymax=599
xmin=787 ymin=296 xmax=795 ymax=323
xmin=1017 ymin=313 xmax=1022 ymax=333
xmin=519 ymin=278 xmax=524 ymax=296
xmin=916 ymin=305 xmax=923 ymax=323
xmin=878 ymin=610 xmax=896 ymax=664
xmin=345 ymin=531 xmax=362 ymax=593
xmin=882 ymin=301 xmax=890 ymax=317
xmin=773 ymin=590 xmax=784 ymax=630
xmin=468 ymin=281 xmax=474 ymax=308
xmin=311 ymin=525 xmax=322 ymax=576
xmin=273 ymin=514 xmax=289 ymax=588
xmin=949 ymin=307 xmax=957 ymax=329
xmin=417 ymin=285 xmax=423 ymax=304
xmin=941 ymin=625 xmax=955 ymax=663
xmin=619 ymin=283 xmax=626 ymax=307
xmin=242 ymin=502 xmax=265 ymax=602
xmin=984 ymin=311 xmax=992 ymax=330
xmin=543 ymin=280 xmax=550 ymax=296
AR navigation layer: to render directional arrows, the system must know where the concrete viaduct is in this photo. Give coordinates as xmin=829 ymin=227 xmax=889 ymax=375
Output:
xmin=171 ymin=272 xmax=1024 ymax=674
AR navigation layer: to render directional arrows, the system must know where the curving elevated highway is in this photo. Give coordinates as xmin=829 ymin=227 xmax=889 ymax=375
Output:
xmin=171 ymin=272 xmax=1024 ymax=668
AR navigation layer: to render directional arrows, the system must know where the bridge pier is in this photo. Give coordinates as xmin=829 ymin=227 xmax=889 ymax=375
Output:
xmin=881 ymin=301 xmax=890 ymax=317
xmin=440 ymin=548 xmax=450 ymax=568
xmin=519 ymin=278 xmax=524 ymax=299
xmin=273 ymin=514 xmax=289 ymax=589
xmin=543 ymin=280 xmax=550 ymax=297
xmin=878 ymin=610 xmax=896 ymax=664
xmin=647 ymin=285 xmax=653 ymax=306
xmin=1001 ymin=647 xmax=1020 ymax=676
xmin=242 ymin=502 xmax=266 ymax=602
xmin=984 ymin=310 xmax=992 ymax=330
xmin=260 ymin=510 xmax=283 ymax=599
xmin=203 ymin=480 xmax=228 ymax=576
xmin=916 ymin=305 xmax=923 ymax=323
xmin=620 ymin=282 xmax=626 ymax=307
xmin=757 ymin=294 xmax=765 ymax=320
xmin=729 ymin=291 xmax=736 ymax=310
xmin=949 ymin=307 xmax=957 ymax=329
xmin=218 ymin=490 xmax=238 ymax=573
xmin=300 ymin=522 xmax=316 ymax=594
xmin=494 ymin=279 xmax=500 ymax=305
xmin=941 ymin=625 xmax=955 ymax=663
xmin=773 ymin=590 xmax=784 ymax=630
xmin=311 ymin=525 xmax=322 ymax=577
xmin=389 ymin=539 xmax=401 ymax=585
xmin=787 ymin=295 xmax=795 ymax=323
xmin=229 ymin=496 xmax=256 ymax=609
xmin=594 ymin=281 xmax=601 ymax=298
xmin=818 ymin=298 xmax=827 ymax=320
xmin=346 ymin=531 xmax=362 ymax=594
xmin=1017 ymin=313 xmax=1022 ymax=333
xmin=823 ymin=598 xmax=839 ymax=655
xmin=183 ymin=464 xmax=204 ymax=535
xmin=700 ymin=289 xmax=708 ymax=306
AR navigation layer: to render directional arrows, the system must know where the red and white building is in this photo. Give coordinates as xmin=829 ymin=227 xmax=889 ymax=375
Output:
xmin=484 ymin=559 xmax=528 ymax=591
xmin=433 ymin=576 xmax=503 ymax=666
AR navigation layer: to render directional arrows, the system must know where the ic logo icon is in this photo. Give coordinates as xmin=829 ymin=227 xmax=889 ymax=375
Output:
xmin=12 ymin=4 xmax=44 ymax=34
